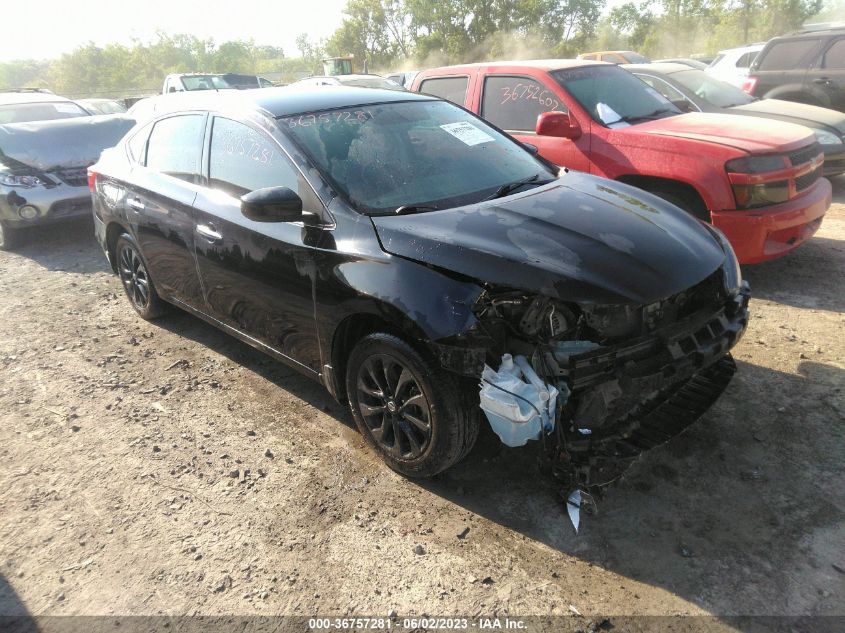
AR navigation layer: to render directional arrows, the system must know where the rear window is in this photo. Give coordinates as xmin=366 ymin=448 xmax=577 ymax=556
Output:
xmin=418 ymin=76 xmax=469 ymax=105
xmin=602 ymin=54 xmax=626 ymax=64
xmin=758 ymin=39 xmax=821 ymax=71
xmin=0 ymin=101 xmax=88 ymax=125
xmin=823 ymin=39 xmax=845 ymax=69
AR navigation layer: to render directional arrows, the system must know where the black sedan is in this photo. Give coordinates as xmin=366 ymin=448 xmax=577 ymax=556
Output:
xmin=625 ymin=62 xmax=845 ymax=176
xmin=90 ymin=87 xmax=749 ymax=481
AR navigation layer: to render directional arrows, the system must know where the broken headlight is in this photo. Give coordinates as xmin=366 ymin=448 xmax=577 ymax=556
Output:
xmin=706 ymin=225 xmax=742 ymax=296
xmin=0 ymin=173 xmax=47 ymax=189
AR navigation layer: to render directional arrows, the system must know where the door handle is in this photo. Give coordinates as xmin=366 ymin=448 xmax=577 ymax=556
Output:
xmin=812 ymin=77 xmax=832 ymax=85
xmin=196 ymin=224 xmax=223 ymax=242
xmin=127 ymin=198 xmax=145 ymax=211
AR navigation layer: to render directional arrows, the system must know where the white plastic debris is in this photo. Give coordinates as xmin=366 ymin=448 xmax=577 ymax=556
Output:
xmin=567 ymin=489 xmax=582 ymax=534
xmin=479 ymin=354 xmax=559 ymax=447
xmin=566 ymin=488 xmax=598 ymax=534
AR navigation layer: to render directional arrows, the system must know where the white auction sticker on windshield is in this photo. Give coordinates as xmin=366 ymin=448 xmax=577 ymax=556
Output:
xmin=440 ymin=122 xmax=495 ymax=146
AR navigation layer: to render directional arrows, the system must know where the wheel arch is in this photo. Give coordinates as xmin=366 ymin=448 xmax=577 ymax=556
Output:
xmin=324 ymin=260 xmax=485 ymax=402
xmin=105 ymin=220 xmax=132 ymax=273
xmin=615 ymin=174 xmax=712 ymax=221
xmin=762 ymin=84 xmax=827 ymax=107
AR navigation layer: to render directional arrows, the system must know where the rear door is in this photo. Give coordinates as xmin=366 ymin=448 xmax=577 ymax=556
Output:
xmin=416 ymin=75 xmax=472 ymax=106
xmin=191 ymin=115 xmax=326 ymax=372
xmin=478 ymin=72 xmax=592 ymax=172
xmin=755 ymin=38 xmax=822 ymax=98
xmin=806 ymin=37 xmax=845 ymax=112
xmin=125 ymin=113 xmax=207 ymax=309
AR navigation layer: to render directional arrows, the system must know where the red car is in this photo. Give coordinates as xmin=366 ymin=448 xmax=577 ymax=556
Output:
xmin=411 ymin=61 xmax=831 ymax=264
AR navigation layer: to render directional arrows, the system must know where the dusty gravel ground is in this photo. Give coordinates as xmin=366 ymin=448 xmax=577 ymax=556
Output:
xmin=0 ymin=180 xmax=843 ymax=631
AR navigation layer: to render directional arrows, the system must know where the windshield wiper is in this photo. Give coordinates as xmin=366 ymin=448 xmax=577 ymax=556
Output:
xmin=608 ymin=107 xmax=678 ymax=125
xmin=483 ymin=174 xmax=550 ymax=201
xmin=394 ymin=204 xmax=439 ymax=215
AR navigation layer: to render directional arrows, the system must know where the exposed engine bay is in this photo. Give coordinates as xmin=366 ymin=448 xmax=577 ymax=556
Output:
xmin=471 ymin=268 xmax=751 ymax=489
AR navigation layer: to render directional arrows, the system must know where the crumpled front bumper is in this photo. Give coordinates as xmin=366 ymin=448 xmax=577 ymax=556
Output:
xmin=563 ymin=282 xmax=750 ymax=430
xmin=0 ymin=184 xmax=92 ymax=228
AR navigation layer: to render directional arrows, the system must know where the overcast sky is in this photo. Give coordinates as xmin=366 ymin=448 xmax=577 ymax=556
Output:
xmin=0 ymin=0 xmax=350 ymax=61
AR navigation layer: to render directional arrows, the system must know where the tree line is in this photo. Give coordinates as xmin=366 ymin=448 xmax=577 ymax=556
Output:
xmin=0 ymin=0 xmax=840 ymax=98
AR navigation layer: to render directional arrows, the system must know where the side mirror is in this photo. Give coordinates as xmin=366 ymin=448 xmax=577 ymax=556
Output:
xmin=535 ymin=111 xmax=581 ymax=140
xmin=241 ymin=186 xmax=303 ymax=223
xmin=168 ymin=86 xmax=178 ymax=93
xmin=671 ymin=98 xmax=695 ymax=113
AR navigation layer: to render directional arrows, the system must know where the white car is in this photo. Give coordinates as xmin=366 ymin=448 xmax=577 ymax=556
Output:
xmin=705 ymin=43 xmax=765 ymax=88
xmin=291 ymin=74 xmax=405 ymax=91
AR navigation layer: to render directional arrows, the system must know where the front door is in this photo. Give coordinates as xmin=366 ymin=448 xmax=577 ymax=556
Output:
xmin=126 ymin=113 xmax=207 ymax=309
xmin=478 ymin=74 xmax=592 ymax=172
xmin=191 ymin=116 xmax=325 ymax=372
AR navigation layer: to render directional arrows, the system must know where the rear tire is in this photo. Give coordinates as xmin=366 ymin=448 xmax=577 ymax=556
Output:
xmin=115 ymin=233 xmax=167 ymax=320
xmin=346 ymin=333 xmax=479 ymax=478
xmin=0 ymin=221 xmax=21 ymax=251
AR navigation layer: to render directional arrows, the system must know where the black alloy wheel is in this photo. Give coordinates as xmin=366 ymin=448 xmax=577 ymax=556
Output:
xmin=119 ymin=242 xmax=151 ymax=311
xmin=115 ymin=233 xmax=166 ymax=320
xmin=346 ymin=333 xmax=479 ymax=477
xmin=356 ymin=353 xmax=433 ymax=460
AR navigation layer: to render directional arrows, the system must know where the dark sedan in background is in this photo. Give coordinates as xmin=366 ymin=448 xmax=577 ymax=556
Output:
xmin=625 ymin=62 xmax=845 ymax=176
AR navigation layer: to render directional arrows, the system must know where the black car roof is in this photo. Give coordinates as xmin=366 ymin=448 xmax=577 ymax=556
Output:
xmin=139 ymin=85 xmax=436 ymax=120
xmin=251 ymin=86 xmax=434 ymax=117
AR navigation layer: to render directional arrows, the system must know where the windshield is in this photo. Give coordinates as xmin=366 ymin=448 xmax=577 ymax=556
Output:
xmin=0 ymin=101 xmax=89 ymax=124
xmin=671 ymin=69 xmax=755 ymax=107
xmin=181 ymin=75 xmax=232 ymax=91
xmin=280 ymin=100 xmax=556 ymax=215
xmin=552 ymin=65 xmax=680 ymax=128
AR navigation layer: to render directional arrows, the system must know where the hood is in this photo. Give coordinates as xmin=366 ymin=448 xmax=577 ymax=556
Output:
xmin=371 ymin=172 xmax=726 ymax=305
xmin=0 ymin=115 xmax=135 ymax=172
xmin=728 ymin=99 xmax=845 ymax=136
xmin=634 ymin=112 xmax=816 ymax=154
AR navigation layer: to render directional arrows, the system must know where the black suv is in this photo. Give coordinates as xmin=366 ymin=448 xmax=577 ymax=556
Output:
xmin=89 ymin=87 xmax=749 ymax=481
xmin=745 ymin=26 xmax=845 ymax=111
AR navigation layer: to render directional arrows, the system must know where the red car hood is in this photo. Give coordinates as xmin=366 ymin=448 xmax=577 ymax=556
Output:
xmin=632 ymin=112 xmax=815 ymax=154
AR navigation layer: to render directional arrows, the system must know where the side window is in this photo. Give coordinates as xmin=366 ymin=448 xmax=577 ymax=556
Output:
xmin=127 ymin=122 xmax=153 ymax=164
xmin=602 ymin=54 xmax=626 ymax=64
xmin=419 ymin=76 xmax=469 ymax=105
xmin=481 ymin=75 xmax=565 ymax=133
xmin=758 ymin=40 xmax=821 ymax=71
xmin=145 ymin=115 xmax=205 ymax=182
xmin=735 ymin=52 xmax=758 ymax=68
xmin=823 ymin=39 xmax=845 ymax=69
xmin=208 ymin=117 xmax=321 ymax=211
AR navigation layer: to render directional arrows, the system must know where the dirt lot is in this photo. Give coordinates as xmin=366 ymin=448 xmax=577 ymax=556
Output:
xmin=1 ymin=180 xmax=844 ymax=631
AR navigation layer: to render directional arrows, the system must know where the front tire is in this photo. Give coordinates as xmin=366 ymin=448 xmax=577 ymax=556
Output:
xmin=115 ymin=233 xmax=167 ymax=320
xmin=346 ymin=333 xmax=479 ymax=478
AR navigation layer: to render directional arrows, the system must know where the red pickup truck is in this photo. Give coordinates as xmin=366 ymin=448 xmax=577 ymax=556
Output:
xmin=411 ymin=61 xmax=832 ymax=264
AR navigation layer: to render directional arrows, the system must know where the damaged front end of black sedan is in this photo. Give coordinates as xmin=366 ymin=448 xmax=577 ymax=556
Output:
xmin=373 ymin=173 xmax=750 ymax=488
